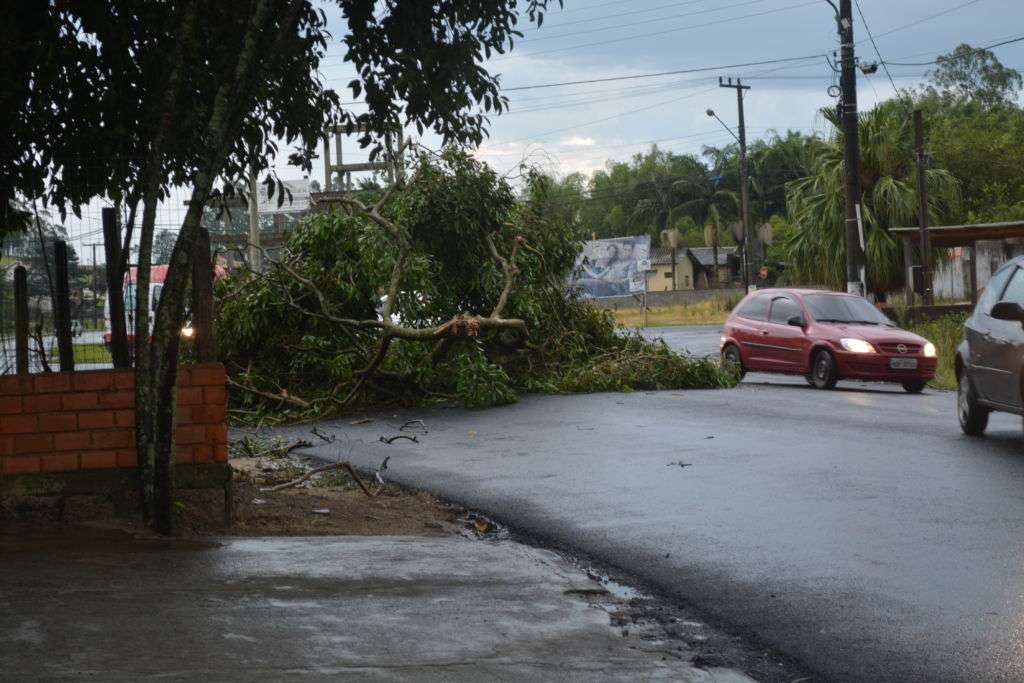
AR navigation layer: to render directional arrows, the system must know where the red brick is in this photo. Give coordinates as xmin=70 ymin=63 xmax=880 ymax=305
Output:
xmin=97 ymin=391 xmax=134 ymax=409
xmin=80 ymin=450 xmax=118 ymax=469
xmin=34 ymin=373 xmax=72 ymax=393
xmin=78 ymin=411 xmax=115 ymax=429
xmin=55 ymin=432 xmax=92 ymax=451
xmin=113 ymin=370 xmax=135 ymax=390
xmin=213 ymin=444 xmax=229 ymax=462
xmin=62 ymin=392 xmax=98 ymax=411
xmin=193 ymin=443 xmax=214 ymax=463
xmin=176 ymin=424 xmax=207 ymax=445
xmin=206 ymin=423 xmax=228 ymax=445
xmin=0 ymin=437 xmax=13 ymax=456
xmin=204 ymin=386 xmax=227 ymax=406
xmin=176 ymin=367 xmax=191 ymax=387
xmin=91 ymin=430 xmax=132 ymax=449
xmin=191 ymin=405 xmax=225 ymax=424
xmin=114 ymin=410 xmax=135 ymax=428
xmin=175 ymin=446 xmax=194 ymax=464
xmin=190 ymin=364 xmax=225 ymax=386
xmin=41 ymin=453 xmax=79 ymax=473
xmin=0 ymin=414 xmax=37 ymax=434
xmin=73 ymin=372 xmax=112 ymax=391
xmin=0 ymin=396 xmax=21 ymax=415
xmin=3 ymin=456 xmax=40 ymax=474
xmin=177 ymin=387 xmax=204 ymax=406
xmin=24 ymin=394 xmax=62 ymax=413
xmin=0 ymin=375 xmax=32 ymax=396
xmin=14 ymin=433 xmax=52 ymax=455
xmin=117 ymin=449 xmax=138 ymax=467
xmin=38 ymin=413 xmax=78 ymax=432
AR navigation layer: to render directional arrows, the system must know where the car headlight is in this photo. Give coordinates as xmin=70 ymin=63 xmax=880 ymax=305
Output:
xmin=923 ymin=342 xmax=936 ymax=358
xmin=840 ymin=338 xmax=876 ymax=353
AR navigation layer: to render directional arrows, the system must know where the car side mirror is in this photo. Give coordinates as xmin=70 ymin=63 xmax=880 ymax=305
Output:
xmin=787 ymin=315 xmax=806 ymax=327
xmin=990 ymin=300 xmax=1024 ymax=322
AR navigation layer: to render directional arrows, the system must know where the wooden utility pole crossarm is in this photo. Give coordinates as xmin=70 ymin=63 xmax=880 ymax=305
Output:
xmin=718 ymin=77 xmax=753 ymax=293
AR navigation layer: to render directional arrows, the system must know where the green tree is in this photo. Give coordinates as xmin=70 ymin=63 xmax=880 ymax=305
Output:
xmin=14 ymin=0 xmax=561 ymax=534
xmin=785 ymin=105 xmax=961 ymax=292
xmin=924 ymin=43 xmax=1023 ymax=108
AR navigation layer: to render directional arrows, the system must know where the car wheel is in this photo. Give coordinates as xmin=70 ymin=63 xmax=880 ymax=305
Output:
xmin=902 ymin=380 xmax=927 ymax=394
xmin=810 ymin=349 xmax=838 ymax=390
xmin=958 ymin=372 xmax=989 ymax=437
xmin=721 ymin=344 xmax=746 ymax=379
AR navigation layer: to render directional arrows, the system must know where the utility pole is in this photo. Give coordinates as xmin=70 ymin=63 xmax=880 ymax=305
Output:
xmin=837 ymin=0 xmax=866 ymax=295
xmin=913 ymin=109 xmax=933 ymax=305
xmin=718 ymin=77 xmax=753 ymax=292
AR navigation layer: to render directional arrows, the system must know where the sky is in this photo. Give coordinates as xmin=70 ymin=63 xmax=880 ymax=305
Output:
xmin=58 ymin=0 xmax=1024 ymax=260
xmin=310 ymin=0 xmax=1023 ymax=181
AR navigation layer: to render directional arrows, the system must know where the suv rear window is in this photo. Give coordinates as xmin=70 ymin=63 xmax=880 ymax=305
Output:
xmin=735 ymin=294 xmax=770 ymax=320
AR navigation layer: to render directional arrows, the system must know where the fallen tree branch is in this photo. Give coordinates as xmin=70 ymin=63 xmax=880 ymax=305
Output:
xmin=260 ymin=460 xmax=374 ymax=497
xmin=379 ymin=434 xmax=419 ymax=444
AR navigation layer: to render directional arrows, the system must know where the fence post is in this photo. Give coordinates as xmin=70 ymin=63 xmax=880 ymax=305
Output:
xmin=14 ymin=266 xmax=28 ymax=375
xmin=102 ymin=207 xmax=131 ymax=368
xmin=54 ymin=240 xmax=74 ymax=372
xmin=192 ymin=227 xmax=216 ymax=363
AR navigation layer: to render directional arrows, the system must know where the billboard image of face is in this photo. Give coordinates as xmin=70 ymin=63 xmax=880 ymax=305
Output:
xmin=568 ymin=235 xmax=651 ymax=298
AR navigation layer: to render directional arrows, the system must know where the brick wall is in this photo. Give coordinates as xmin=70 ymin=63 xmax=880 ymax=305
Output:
xmin=0 ymin=363 xmax=227 ymax=476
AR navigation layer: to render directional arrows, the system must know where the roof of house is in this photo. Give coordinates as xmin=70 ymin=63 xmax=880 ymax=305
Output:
xmin=649 ymin=247 xmax=688 ymax=265
xmin=688 ymin=246 xmax=737 ymax=267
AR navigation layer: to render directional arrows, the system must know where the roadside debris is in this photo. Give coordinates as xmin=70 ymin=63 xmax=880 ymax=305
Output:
xmin=400 ymin=419 xmax=427 ymax=433
xmin=667 ymin=461 xmax=693 ymax=468
xmin=251 ymin=498 xmax=267 ymax=506
xmin=311 ymin=508 xmax=330 ymax=515
xmin=379 ymin=435 xmax=419 ymax=445
xmin=460 ymin=511 xmax=508 ymax=540
xmin=311 ymin=426 xmax=336 ymax=443
xmin=231 ymin=436 xmax=312 ymax=459
xmin=349 ymin=417 xmax=374 ymax=425
xmin=260 ymin=461 xmax=375 ymax=497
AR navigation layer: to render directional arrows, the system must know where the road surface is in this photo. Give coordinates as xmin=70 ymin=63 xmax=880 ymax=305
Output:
xmin=262 ymin=324 xmax=1024 ymax=682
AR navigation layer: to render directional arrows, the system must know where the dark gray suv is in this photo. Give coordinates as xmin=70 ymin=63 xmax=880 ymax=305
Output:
xmin=957 ymin=256 xmax=1024 ymax=435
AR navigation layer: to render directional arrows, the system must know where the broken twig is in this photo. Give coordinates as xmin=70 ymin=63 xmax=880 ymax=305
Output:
xmin=379 ymin=435 xmax=419 ymax=445
xmin=259 ymin=461 xmax=375 ymax=497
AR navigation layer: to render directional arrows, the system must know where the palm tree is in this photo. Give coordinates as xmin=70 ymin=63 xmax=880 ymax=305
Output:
xmin=785 ymin=105 xmax=961 ymax=292
xmin=675 ymin=170 xmax=739 ymax=289
xmin=660 ymin=227 xmax=684 ymax=289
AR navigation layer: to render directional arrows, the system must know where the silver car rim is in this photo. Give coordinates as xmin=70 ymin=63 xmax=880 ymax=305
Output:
xmin=815 ymin=355 xmax=830 ymax=383
xmin=958 ymin=375 xmax=970 ymax=426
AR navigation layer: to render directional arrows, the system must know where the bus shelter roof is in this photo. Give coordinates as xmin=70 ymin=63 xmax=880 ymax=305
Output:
xmin=891 ymin=221 xmax=1024 ymax=247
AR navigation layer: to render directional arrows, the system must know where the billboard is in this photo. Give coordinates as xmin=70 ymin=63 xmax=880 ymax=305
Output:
xmin=569 ymin=235 xmax=651 ymax=298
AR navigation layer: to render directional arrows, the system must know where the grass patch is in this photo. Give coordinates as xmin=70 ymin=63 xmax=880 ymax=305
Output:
xmin=614 ymin=295 xmax=742 ymax=328
xmin=904 ymin=313 xmax=966 ymax=390
xmin=73 ymin=342 xmax=112 ymax=364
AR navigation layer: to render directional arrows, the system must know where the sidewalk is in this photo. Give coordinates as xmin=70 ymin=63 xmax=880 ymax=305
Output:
xmin=0 ymin=528 xmax=754 ymax=681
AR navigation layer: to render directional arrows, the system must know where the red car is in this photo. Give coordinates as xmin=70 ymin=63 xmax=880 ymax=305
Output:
xmin=720 ymin=289 xmax=937 ymax=393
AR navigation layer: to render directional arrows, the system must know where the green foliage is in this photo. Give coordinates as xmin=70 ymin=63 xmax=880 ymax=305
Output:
xmin=903 ymin=313 xmax=967 ymax=390
xmin=785 ymin=105 xmax=961 ymax=292
xmin=217 ymin=152 xmax=737 ymax=421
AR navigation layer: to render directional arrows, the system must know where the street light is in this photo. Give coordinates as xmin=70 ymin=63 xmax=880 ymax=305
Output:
xmin=706 ymin=104 xmax=752 ymax=292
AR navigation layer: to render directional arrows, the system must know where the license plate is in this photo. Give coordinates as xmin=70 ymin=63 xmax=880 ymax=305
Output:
xmin=890 ymin=357 xmax=918 ymax=370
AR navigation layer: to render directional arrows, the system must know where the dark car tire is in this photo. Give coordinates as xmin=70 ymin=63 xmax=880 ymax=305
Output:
xmin=902 ymin=380 xmax=927 ymax=394
xmin=809 ymin=349 xmax=838 ymax=390
xmin=958 ymin=372 xmax=989 ymax=437
xmin=722 ymin=344 xmax=746 ymax=379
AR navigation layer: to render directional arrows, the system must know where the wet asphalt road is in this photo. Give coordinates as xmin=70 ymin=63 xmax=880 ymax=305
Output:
xmin=275 ymin=324 xmax=1024 ymax=682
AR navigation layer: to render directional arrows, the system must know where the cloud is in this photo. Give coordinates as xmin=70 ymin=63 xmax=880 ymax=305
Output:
xmin=559 ymin=136 xmax=596 ymax=147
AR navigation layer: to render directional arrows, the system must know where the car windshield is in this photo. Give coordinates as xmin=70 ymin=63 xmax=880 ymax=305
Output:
xmin=803 ymin=293 xmax=894 ymax=326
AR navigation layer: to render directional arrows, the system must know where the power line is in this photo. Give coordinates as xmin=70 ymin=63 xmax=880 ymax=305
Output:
xmin=521 ymin=0 xmax=716 ymax=32
xmin=502 ymin=54 xmax=827 ymax=92
xmin=494 ymin=0 xmax=821 ymax=60
xmin=870 ymin=0 xmax=987 ymax=41
xmin=520 ymin=0 xmax=770 ymax=44
xmin=853 ymin=0 xmax=899 ymax=94
xmin=883 ymin=35 xmax=1024 ymax=66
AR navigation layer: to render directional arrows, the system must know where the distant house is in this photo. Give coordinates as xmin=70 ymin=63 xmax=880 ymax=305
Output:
xmin=647 ymin=247 xmax=695 ymax=291
xmin=688 ymin=246 xmax=739 ymax=288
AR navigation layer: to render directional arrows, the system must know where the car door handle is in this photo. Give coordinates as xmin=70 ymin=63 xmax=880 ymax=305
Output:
xmin=760 ymin=330 xmax=769 ymax=335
